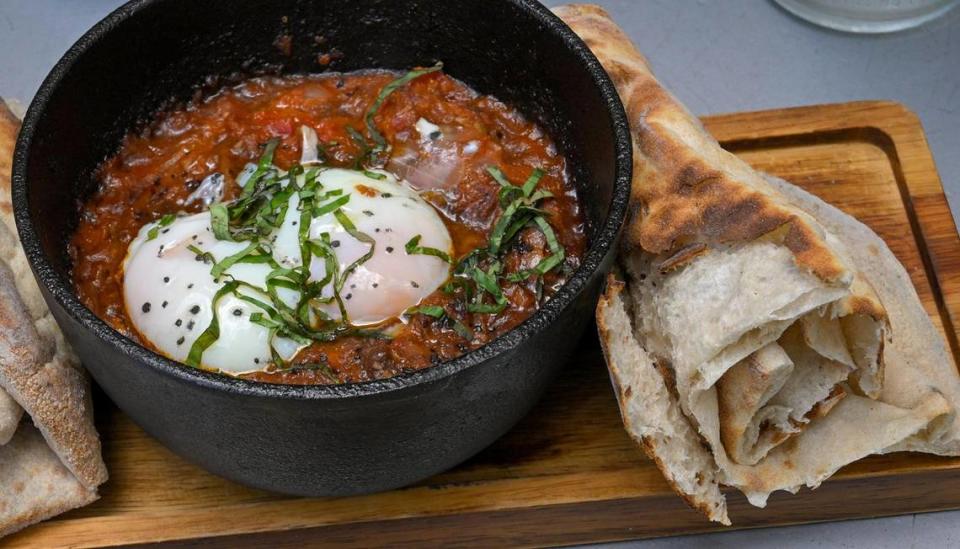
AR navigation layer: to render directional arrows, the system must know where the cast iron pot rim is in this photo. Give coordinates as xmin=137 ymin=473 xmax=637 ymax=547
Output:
xmin=12 ymin=0 xmax=632 ymax=402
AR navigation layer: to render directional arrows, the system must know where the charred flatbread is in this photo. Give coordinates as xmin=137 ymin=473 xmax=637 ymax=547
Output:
xmin=556 ymin=3 xmax=960 ymax=523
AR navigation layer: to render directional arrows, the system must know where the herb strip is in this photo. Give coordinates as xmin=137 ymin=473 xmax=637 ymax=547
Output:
xmin=404 ymin=305 xmax=475 ymax=340
xmin=360 ymin=62 xmax=444 ymax=166
xmin=404 ymin=234 xmax=452 ymax=263
xmin=146 ymin=213 xmax=176 ymax=241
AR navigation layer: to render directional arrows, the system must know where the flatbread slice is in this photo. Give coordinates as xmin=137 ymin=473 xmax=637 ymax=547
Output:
xmin=0 ymin=422 xmax=98 ymax=538
xmin=0 ymin=257 xmax=107 ymax=489
xmin=0 ymin=100 xmax=107 ymax=535
xmin=558 ymin=3 xmax=960 ymax=521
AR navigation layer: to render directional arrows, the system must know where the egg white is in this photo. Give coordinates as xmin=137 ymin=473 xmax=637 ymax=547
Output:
xmin=123 ymin=168 xmax=452 ymax=375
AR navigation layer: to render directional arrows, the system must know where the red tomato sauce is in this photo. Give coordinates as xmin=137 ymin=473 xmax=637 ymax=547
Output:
xmin=71 ymin=70 xmax=586 ymax=384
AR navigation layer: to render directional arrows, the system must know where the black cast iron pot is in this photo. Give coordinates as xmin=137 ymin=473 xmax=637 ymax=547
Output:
xmin=13 ymin=0 xmax=631 ymax=496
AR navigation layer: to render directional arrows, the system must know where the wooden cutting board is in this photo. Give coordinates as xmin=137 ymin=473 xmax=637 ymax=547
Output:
xmin=8 ymin=100 xmax=960 ymax=548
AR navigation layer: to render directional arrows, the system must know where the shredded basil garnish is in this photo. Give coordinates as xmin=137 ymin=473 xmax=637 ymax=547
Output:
xmin=209 ymin=203 xmax=232 ymax=241
xmin=362 ymin=62 xmax=443 ymax=165
xmin=405 ymin=305 xmax=445 ymax=318
xmin=346 ymin=126 xmax=371 ymax=169
xmin=486 ymin=166 xmax=513 ymax=189
xmin=442 ymin=165 xmax=567 ymax=323
xmin=400 ymin=165 xmax=567 ymax=341
xmin=184 ymin=139 xmax=385 ymax=370
xmin=187 ymin=244 xmax=216 ymax=265
xmin=405 ymin=304 xmax=475 ymax=341
xmin=521 ymin=168 xmax=545 ymax=197
xmin=186 ymin=281 xmax=239 ymax=368
xmin=277 ymin=361 xmax=339 ymax=382
xmin=333 ymin=209 xmax=376 ymax=297
xmin=210 ymin=241 xmax=259 ymax=279
xmin=313 ymin=193 xmax=350 ymax=217
xmin=405 ymin=234 xmax=452 ymax=263
xmin=450 ymin=318 xmax=475 ymax=340
xmin=506 ymin=216 xmax=565 ymax=282
xmin=146 ymin=213 xmax=176 ymax=241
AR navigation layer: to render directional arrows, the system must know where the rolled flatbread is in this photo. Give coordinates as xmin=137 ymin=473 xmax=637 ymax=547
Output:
xmin=557 ymin=4 xmax=960 ymax=523
xmin=0 ymin=101 xmax=107 ymax=536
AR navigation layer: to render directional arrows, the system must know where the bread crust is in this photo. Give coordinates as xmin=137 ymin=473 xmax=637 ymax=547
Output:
xmin=0 ymin=100 xmax=106 ymax=530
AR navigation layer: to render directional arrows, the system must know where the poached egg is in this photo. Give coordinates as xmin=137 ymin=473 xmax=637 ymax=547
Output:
xmin=123 ymin=167 xmax=452 ymax=374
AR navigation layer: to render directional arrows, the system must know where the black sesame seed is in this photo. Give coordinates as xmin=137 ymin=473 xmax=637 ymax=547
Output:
xmin=429 ymin=131 xmax=441 ymax=140
xmin=175 ymin=319 xmax=183 ymax=327
xmin=386 ymin=246 xmax=394 ymax=253
xmin=372 ymin=283 xmax=379 ymax=288
xmin=162 ymin=301 xmax=168 ymax=308
xmin=176 ymin=336 xmax=185 ymax=346
xmin=374 ymin=228 xmax=381 ymax=233
xmin=345 ymin=293 xmax=353 ymax=300
xmin=385 ymin=228 xmax=393 ymax=233
xmin=190 ymin=305 xmax=201 ymax=314
xmin=350 ymin=284 xmax=356 ymax=289
xmin=254 ymin=358 xmax=260 ymax=364
xmin=163 ymin=276 xmax=170 ymax=283
xmin=411 ymin=281 xmax=420 ymax=288
xmin=192 ymin=234 xmax=198 ymax=240
xmin=187 ymin=283 xmax=194 ymax=289
xmin=141 ymin=302 xmax=151 ymax=313
xmin=162 ymin=228 xmax=170 ymax=234
xmin=233 ymin=309 xmax=242 ymax=316
xmin=382 ymin=192 xmax=393 ymax=198
xmin=292 ymin=221 xmax=298 ymax=226
xmin=187 ymin=320 xmax=195 ymax=330
xmin=332 ymin=240 xmax=341 ymax=248
xmin=362 ymin=210 xmax=374 ymax=216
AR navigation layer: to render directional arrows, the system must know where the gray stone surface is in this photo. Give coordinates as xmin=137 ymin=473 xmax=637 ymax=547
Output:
xmin=0 ymin=1 xmax=957 ymax=547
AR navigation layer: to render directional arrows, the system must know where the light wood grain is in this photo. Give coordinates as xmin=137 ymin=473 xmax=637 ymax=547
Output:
xmin=7 ymin=101 xmax=960 ymax=548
